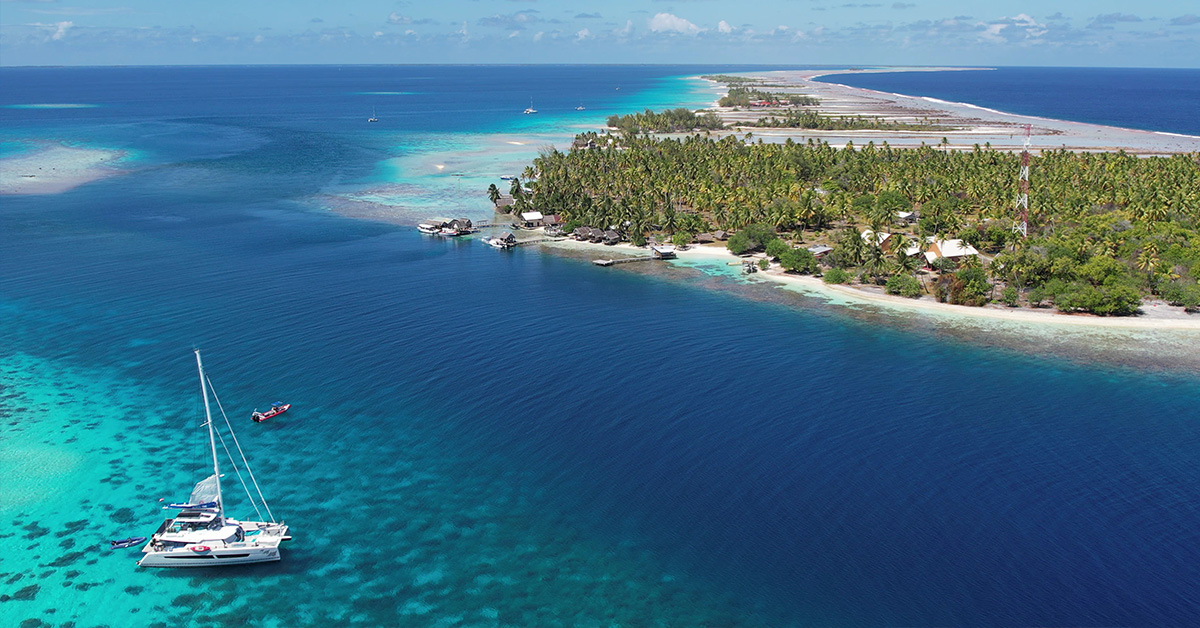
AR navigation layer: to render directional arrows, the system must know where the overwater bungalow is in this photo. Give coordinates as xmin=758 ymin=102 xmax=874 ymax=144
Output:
xmin=651 ymin=244 xmax=677 ymax=259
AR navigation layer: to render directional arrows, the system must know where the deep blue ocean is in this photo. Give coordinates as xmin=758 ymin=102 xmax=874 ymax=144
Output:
xmin=820 ymin=66 xmax=1200 ymax=136
xmin=3 ymin=66 xmax=1200 ymax=627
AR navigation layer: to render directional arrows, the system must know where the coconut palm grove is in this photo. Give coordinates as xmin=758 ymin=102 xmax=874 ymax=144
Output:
xmin=511 ymin=131 xmax=1200 ymax=315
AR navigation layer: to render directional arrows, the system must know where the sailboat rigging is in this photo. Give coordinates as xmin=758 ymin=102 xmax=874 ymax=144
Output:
xmin=137 ymin=350 xmax=291 ymax=567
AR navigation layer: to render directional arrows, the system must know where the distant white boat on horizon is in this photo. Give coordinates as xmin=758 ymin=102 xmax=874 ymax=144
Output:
xmin=523 ymin=99 xmax=538 ymax=115
xmin=368 ymin=107 xmax=378 ymax=123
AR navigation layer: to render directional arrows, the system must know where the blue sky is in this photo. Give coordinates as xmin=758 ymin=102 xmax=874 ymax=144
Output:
xmin=2 ymin=0 xmax=1197 ymax=67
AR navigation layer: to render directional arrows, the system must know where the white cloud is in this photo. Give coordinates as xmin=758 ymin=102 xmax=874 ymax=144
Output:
xmin=51 ymin=20 xmax=73 ymax=40
xmin=388 ymin=13 xmax=411 ymax=25
xmin=649 ymin=12 xmax=701 ymax=35
xmin=576 ymin=28 xmax=591 ymax=41
xmin=717 ymin=20 xmax=734 ymax=34
xmin=254 ymin=34 xmax=264 ymax=43
xmin=617 ymin=19 xmax=633 ymax=36
xmin=533 ymin=31 xmax=544 ymax=41
xmin=980 ymin=13 xmax=1047 ymax=42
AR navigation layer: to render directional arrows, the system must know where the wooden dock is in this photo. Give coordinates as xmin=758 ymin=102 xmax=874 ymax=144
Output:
xmin=592 ymin=257 xmax=658 ymax=267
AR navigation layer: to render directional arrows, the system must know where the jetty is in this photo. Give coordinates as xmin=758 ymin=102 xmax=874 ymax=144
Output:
xmin=592 ymin=257 xmax=658 ymax=267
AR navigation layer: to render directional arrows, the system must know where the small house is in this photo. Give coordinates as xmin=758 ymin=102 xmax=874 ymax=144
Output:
xmin=713 ymin=230 xmax=729 ymax=241
xmin=495 ymin=195 xmax=516 ymax=210
xmin=603 ymin=229 xmax=621 ymax=245
xmin=694 ymin=233 xmax=716 ymax=244
xmin=861 ymin=229 xmax=892 ymax=249
xmin=806 ymin=245 xmax=833 ymax=258
xmin=520 ymin=211 xmax=545 ymax=228
xmin=651 ymin=244 xmax=677 ymax=259
xmin=589 ymin=228 xmax=606 ymax=243
xmin=928 ymin=238 xmax=979 ymax=260
xmin=573 ymin=226 xmax=591 ymax=240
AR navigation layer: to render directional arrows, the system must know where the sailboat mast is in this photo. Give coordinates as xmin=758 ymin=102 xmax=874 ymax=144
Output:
xmin=194 ymin=349 xmax=224 ymax=524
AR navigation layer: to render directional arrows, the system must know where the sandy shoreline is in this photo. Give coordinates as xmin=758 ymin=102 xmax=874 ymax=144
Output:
xmin=541 ymin=237 xmax=1200 ymax=332
xmin=700 ymin=68 xmax=1200 ymax=155
xmin=0 ymin=144 xmax=127 ymax=194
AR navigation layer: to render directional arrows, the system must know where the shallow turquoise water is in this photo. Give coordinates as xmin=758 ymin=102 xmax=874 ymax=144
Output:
xmin=3 ymin=66 xmax=1200 ymax=627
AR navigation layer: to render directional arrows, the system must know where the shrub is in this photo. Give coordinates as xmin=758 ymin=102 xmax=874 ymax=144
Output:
xmin=1001 ymin=285 xmax=1020 ymax=307
xmin=885 ymin=274 xmax=923 ymax=298
xmin=823 ymin=268 xmax=850 ymax=284
xmin=765 ymin=239 xmax=791 ymax=260
xmin=726 ymin=223 xmax=777 ymax=255
xmin=779 ymin=248 xmax=818 ymax=274
xmin=1027 ymin=286 xmax=1047 ymax=307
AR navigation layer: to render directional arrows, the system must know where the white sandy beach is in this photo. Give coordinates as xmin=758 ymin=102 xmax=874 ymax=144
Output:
xmin=703 ymin=68 xmax=1200 ymax=155
xmin=543 ymin=237 xmax=1200 ymax=332
xmin=0 ymin=144 xmax=127 ymax=195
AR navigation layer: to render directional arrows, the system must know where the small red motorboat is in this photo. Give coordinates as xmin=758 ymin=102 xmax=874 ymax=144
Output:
xmin=251 ymin=402 xmax=291 ymax=423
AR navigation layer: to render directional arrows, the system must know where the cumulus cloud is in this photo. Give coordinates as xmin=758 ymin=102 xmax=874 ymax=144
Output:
xmin=717 ymin=20 xmax=733 ymax=34
xmin=388 ymin=13 xmax=411 ymax=25
xmin=980 ymin=13 xmax=1046 ymax=42
xmin=617 ymin=19 xmax=633 ymax=36
xmin=576 ymin=28 xmax=591 ymax=40
xmin=648 ymin=12 xmax=702 ymax=35
xmin=1169 ymin=14 xmax=1199 ymax=26
xmin=50 ymin=20 xmax=73 ymax=40
xmin=1088 ymin=13 xmax=1142 ymax=29
xmin=478 ymin=10 xmax=540 ymax=30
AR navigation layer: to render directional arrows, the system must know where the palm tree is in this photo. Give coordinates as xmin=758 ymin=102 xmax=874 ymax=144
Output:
xmin=487 ymin=184 xmax=501 ymax=206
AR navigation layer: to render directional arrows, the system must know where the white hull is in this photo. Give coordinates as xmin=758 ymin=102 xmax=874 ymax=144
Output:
xmin=138 ymin=544 xmax=281 ymax=567
xmin=139 ymin=519 xmax=290 ymax=568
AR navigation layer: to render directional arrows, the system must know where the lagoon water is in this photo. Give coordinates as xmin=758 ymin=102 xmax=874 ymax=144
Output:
xmin=3 ymin=66 xmax=1200 ymax=627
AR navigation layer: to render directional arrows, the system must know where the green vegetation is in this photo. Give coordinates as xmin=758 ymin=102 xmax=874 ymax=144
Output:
xmin=700 ymin=74 xmax=766 ymax=86
xmin=525 ymin=132 xmax=1200 ymax=315
xmin=886 ymin=274 xmax=924 ymax=298
xmin=726 ymin=223 xmax=777 ymax=255
xmin=718 ymin=87 xmax=819 ymax=108
xmin=823 ymin=268 xmax=850 ymax=284
xmin=752 ymin=110 xmax=948 ymax=132
xmin=606 ymin=108 xmax=725 ymax=133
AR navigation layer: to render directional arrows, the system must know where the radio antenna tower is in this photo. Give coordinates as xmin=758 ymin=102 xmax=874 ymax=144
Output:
xmin=1013 ymin=124 xmax=1031 ymax=238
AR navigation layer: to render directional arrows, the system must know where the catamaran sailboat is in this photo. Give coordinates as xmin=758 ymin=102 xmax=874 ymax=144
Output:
xmin=138 ymin=350 xmax=291 ymax=567
xmin=523 ymin=99 xmax=537 ymax=115
xmin=368 ymin=107 xmax=379 ymax=123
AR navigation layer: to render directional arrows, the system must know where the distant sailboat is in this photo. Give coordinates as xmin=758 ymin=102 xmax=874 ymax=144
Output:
xmin=575 ymin=100 xmax=585 ymax=111
xmin=523 ymin=99 xmax=538 ymax=115
xmin=368 ymin=107 xmax=379 ymax=123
